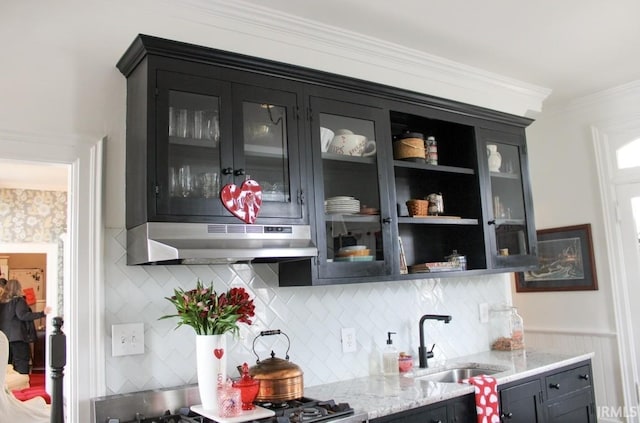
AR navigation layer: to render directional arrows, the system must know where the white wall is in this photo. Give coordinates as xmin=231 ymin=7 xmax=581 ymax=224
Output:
xmin=518 ymin=84 xmax=640 ymax=330
xmin=0 ymin=1 xmax=548 ymax=234
xmin=514 ymin=83 xmax=640 ymax=417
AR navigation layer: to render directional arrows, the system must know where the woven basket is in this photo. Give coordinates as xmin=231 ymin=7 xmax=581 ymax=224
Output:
xmin=406 ymin=199 xmax=429 ymax=217
xmin=393 ymin=138 xmax=425 ymax=160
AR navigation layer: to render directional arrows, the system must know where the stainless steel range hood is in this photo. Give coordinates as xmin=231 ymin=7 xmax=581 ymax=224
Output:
xmin=127 ymin=222 xmax=318 ymax=265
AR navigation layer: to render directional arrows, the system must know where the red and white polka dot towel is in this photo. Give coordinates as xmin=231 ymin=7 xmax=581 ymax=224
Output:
xmin=463 ymin=375 xmax=500 ymax=423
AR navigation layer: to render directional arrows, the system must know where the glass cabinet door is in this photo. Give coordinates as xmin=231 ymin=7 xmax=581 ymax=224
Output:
xmin=155 ymin=70 xmax=232 ymax=218
xmin=155 ymin=72 xmax=304 ymax=222
xmin=479 ymin=128 xmax=537 ymax=268
xmin=309 ymin=96 xmax=394 ymax=279
xmin=233 ymin=84 xmax=304 ymax=220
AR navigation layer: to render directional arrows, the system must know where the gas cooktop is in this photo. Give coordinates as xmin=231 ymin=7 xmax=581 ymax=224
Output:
xmin=92 ymin=386 xmax=367 ymax=423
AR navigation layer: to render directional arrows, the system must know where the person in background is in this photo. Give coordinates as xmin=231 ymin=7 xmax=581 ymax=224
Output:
xmin=0 ymin=277 xmax=7 ymax=292
xmin=0 ymin=279 xmax=51 ymax=374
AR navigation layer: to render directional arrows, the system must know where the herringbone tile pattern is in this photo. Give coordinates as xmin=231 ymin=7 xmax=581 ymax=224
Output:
xmin=104 ymin=228 xmax=511 ymax=394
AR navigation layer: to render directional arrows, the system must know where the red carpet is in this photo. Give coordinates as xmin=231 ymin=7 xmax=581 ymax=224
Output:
xmin=12 ymin=372 xmax=51 ymax=404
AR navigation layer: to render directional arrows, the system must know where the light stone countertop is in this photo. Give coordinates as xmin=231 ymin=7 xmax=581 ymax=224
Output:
xmin=304 ymin=349 xmax=595 ymax=420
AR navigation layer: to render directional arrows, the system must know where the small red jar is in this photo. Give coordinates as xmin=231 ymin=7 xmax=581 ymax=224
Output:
xmin=233 ymin=363 xmax=260 ymax=410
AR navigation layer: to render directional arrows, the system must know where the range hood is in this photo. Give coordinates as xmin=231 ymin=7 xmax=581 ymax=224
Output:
xmin=127 ymin=222 xmax=318 ymax=265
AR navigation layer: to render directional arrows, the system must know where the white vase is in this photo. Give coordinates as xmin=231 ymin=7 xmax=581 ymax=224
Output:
xmin=487 ymin=144 xmax=502 ymax=172
xmin=196 ymin=334 xmax=227 ymax=411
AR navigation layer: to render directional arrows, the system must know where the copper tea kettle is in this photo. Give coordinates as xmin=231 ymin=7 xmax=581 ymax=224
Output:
xmin=247 ymin=329 xmax=304 ymax=402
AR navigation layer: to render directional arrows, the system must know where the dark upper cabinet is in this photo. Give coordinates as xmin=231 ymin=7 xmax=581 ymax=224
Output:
xmin=308 ymin=90 xmax=396 ymax=282
xmin=154 ymin=70 xmax=231 ymax=220
xmin=119 ymin=34 xmax=538 ymax=283
xmin=477 ymin=127 xmax=537 ymax=270
xmin=388 ymin=104 xmax=486 ymax=273
xmin=119 ymin=42 xmax=308 ymax=229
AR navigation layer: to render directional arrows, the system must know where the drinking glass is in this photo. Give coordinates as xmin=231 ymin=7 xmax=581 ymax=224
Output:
xmin=176 ymin=109 xmax=188 ymax=138
xmin=168 ymin=167 xmax=179 ymax=197
xmin=202 ymin=172 xmax=220 ymax=198
xmin=169 ymin=107 xmax=176 ymax=137
xmin=178 ymin=165 xmax=192 ymax=197
xmin=204 ymin=110 xmax=220 ymax=146
xmin=193 ymin=110 xmax=205 ymax=139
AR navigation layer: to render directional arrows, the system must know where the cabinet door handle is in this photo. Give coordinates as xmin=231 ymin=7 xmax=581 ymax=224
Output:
xmin=500 ymin=412 xmax=513 ymax=418
xmin=549 ymin=383 xmax=561 ymax=389
xmin=579 ymin=374 xmax=590 ymax=380
xmin=488 ymin=219 xmax=496 ymax=225
xmin=382 ymin=217 xmax=392 ymax=224
xmin=222 ymin=167 xmax=233 ymax=175
xmin=234 ymin=168 xmax=246 ymax=176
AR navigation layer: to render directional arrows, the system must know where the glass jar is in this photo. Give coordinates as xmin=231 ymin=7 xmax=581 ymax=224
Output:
xmin=490 ymin=305 xmax=524 ymax=351
xmin=445 ymin=249 xmax=467 ymax=270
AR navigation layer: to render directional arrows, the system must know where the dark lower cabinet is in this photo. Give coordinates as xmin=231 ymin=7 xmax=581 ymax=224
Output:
xmin=546 ymin=390 xmax=596 ymax=423
xmin=370 ymin=360 xmax=596 ymax=423
xmin=499 ymin=379 xmax=543 ymax=422
xmin=498 ymin=359 xmax=596 ymax=423
xmin=370 ymin=394 xmax=474 ymax=423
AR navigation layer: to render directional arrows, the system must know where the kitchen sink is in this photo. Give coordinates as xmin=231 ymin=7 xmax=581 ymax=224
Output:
xmin=414 ymin=364 xmax=508 ymax=384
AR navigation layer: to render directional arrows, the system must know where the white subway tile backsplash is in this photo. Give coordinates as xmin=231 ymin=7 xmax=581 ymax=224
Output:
xmin=104 ymin=228 xmax=511 ymax=394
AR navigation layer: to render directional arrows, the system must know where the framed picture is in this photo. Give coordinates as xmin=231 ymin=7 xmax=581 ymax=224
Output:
xmin=515 ymin=224 xmax=598 ymax=292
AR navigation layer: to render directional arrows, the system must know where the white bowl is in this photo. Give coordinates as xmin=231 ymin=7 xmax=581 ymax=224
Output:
xmin=340 ymin=245 xmax=367 ymax=251
xmin=334 ymin=129 xmax=354 ymax=136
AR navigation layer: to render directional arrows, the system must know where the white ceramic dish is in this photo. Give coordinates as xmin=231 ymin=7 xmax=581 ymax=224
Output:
xmin=191 ymin=404 xmax=275 ymax=423
xmin=334 ymin=255 xmax=374 ymax=262
xmin=326 ymin=196 xmax=355 ymax=201
xmin=334 ymin=129 xmax=353 ymax=135
xmin=340 ymin=245 xmax=367 ymax=251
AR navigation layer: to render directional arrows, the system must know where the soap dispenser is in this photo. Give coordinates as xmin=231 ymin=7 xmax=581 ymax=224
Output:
xmin=382 ymin=332 xmax=399 ymax=375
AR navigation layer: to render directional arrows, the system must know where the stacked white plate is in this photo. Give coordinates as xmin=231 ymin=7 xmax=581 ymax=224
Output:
xmin=325 ymin=196 xmax=360 ymax=214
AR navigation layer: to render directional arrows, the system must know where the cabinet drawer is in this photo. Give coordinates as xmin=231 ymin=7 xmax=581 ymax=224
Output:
xmin=545 ymin=364 xmax=592 ymax=400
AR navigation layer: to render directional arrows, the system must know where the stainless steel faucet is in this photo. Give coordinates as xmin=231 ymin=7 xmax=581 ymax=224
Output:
xmin=418 ymin=314 xmax=452 ymax=368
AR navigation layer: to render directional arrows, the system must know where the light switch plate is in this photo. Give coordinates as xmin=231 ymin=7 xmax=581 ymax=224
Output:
xmin=341 ymin=327 xmax=357 ymax=353
xmin=112 ymin=323 xmax=145 ymax=356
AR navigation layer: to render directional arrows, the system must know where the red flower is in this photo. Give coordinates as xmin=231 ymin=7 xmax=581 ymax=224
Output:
xmin=160 ymin=279 xmax=256 ymax=336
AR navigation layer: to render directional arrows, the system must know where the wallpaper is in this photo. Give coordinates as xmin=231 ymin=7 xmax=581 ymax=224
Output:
xmin=0 ymin=188 xmax=67 ymax=243
xmin=0 ymin=188 xmax=67 ymax=311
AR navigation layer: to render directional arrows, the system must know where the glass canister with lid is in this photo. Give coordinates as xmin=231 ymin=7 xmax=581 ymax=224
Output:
xmin=490 ymin=305 xmax=524 ymax=351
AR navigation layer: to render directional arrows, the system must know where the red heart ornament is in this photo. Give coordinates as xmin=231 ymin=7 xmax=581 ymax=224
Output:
xmin=220 ymin=179 xmax=262 ymax=224
xmin=213 ymin=348 xmax=224 ymax=359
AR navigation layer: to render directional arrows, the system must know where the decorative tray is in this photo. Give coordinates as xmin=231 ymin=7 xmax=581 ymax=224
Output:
xmin=191 ymin=404 xmax=275 ymax=423
xmin=408 ymin=262 xmax=463 ymax=273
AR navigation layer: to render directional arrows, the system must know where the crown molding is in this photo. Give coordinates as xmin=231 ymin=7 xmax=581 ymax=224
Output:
xmin=543 ymin=80 xmax=640 ymax=115
xmin=171 ymin=0 xmax=550 ymax=116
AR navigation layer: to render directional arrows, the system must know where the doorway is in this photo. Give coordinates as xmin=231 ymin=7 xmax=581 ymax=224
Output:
xmin=0 ymin=131 xmax=104 ymax=422
xmin=593 ymin=123 xmax=640 ymax=420
xmin=616 ymin=183 xmax=640 ymax=396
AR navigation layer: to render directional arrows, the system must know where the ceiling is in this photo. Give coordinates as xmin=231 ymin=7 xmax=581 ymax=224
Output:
xmin=3 ymin=1 xmax=638 ymax=189
xmin=242 ymin=0 xmax=640 ymax=106
xmin=0 ymin=160 xmax=68 ymax=191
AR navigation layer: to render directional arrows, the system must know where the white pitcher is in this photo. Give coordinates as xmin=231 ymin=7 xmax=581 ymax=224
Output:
xmin=487 ymin=144 xmax=502 ymax=172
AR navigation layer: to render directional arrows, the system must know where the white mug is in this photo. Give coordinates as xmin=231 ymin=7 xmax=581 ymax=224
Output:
xmin=328 ymin=134 xmax=376 ymax=157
